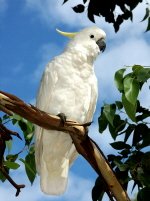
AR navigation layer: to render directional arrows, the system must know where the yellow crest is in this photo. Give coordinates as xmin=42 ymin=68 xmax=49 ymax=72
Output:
xmin=56 ymin=28 xmax=77 ymax=38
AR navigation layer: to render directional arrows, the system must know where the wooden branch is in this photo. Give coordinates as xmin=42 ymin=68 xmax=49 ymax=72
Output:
xmin=0 ymin=122 xmax=25 ymax=196
xmin=0 ymin=122 xmax=22 ymax=140
xmin=0 ymin=166 xmax=25 ymax=196
xmin=0 ymin=91 xmax=131 ymax=201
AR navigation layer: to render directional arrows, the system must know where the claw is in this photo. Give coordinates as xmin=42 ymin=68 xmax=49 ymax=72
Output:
xmin=57 ymin=113 xmax=67 ymax=126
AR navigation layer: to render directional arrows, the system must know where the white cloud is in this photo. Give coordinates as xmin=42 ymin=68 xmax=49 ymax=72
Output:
xmin=0 ymin=169 xmax=100 ymax=201
xmin=25 ymin=0 xmax=93 ymax=28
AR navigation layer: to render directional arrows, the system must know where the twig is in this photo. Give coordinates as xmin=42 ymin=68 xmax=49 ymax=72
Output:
xmin=0 ymin=166 xmax=25 ymax=196
xmin=0 ymin=122 xmax=25 ymax=196
xmin=0 ymin=123 xmax=22 ymax=140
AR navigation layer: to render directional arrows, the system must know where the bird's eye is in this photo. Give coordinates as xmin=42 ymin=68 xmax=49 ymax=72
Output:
xmin=90 ymin=35 xmax=94 ymax=38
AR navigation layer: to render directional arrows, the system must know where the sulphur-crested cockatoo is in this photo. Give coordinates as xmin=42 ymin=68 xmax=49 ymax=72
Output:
xmin=35 ymin=26 xmax=106 ymax=195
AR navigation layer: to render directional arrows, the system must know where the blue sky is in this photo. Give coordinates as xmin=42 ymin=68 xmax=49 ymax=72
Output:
xmin=0 ymin=0 xmax=150 ymax=201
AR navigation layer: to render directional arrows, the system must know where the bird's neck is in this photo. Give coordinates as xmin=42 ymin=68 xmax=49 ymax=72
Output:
xmin=66 ymin=43 xmax=99 ymax=65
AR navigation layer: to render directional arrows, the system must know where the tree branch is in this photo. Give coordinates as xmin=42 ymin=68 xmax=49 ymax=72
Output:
xmin=0 ymin=166 xmax=25 ymax=196
xmin=0 ymin=122 xmax=25 ymax=196
xmin=0 ymin=91 xmax=131 ymax=201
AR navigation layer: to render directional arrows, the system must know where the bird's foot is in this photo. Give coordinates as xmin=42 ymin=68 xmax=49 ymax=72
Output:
xmin=57 ymin=113 xmax=67 ymax=126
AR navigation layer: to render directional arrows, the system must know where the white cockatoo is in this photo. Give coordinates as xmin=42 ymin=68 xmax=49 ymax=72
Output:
xmin=35 ymin=26 xmax=106 ymax=195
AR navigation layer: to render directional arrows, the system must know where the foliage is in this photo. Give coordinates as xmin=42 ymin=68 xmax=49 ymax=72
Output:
xmin=93 ymin=65 xmax=150 ymax=201
xmin=0 ymin=114 xmax=36 ymax=185
xmin=63 ymin=0 xmax=150 ymax=32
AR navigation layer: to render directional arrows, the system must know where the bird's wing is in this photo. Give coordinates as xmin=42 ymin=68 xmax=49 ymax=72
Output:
xmin=34 ymin=60 xmax=77 ymax=195
xmin=34 ymin=62 xmax=58 ymax=173
xmin=85 ymin=74 xmax=98 ymax=122
xmin=36 ymin=62 xmax=58 ymax=111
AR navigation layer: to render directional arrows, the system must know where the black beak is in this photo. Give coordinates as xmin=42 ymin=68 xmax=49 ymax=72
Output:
xmin=96 ymin=38 xmax=106 ymax=52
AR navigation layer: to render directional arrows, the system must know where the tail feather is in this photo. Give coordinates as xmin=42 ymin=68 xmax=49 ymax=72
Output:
xmin=35 ymin=129 xmax=77 ymax=195
xmin=40 ymin=156 xmax=69 ymax=195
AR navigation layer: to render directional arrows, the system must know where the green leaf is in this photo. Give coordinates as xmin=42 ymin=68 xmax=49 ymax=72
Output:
xmin=141 ymin=8 xmax=150 ymax=22
xmin=123 ymin=76 xmax=140 ymax=105
xmin=108 ymin=123 xmax=117 ymax=140
xmin=24 ymin=132 xmax=34 ymax=146
xmin=26 ymin=133 xmax=33 ymax=140
xmin=122 ymin=94 xmax=136 ymax=122
xmin=107 ymin=154 xmax=121 ymax=162
xmin=29 ymin=144 xmax=35 ymax=154
xmin=119 ymin=149 xmax=131 ymax=158
xmin=124 ymin=124 xmax=135 ymax=142
xmin=103 ymin=104 xmax=116 ymax=126
xmin=113 ymin=159 xmax=129 ymax=171
xmin=92 ymin=176 xmax=104 ymax=201
xmin=12 ymin=118 xmax=17 ymax=125
xmin=132 ymin=65 xmax=143 ymax=73
xmin=132 ymin=124 xmax=148 ymax=146
xmin=135 ymin=68 xmax=150 ymax=83
xmin=108 ymin=115 xmax=126 ymax=140
xmin=115 ymin=101 xmax=123 ymax=109
xmin=6 ymin=154 xmax=18 ymax=162
xmin=20 ymin=153 xmax=36 ymax=184
xmin=11 ymin=114 xmax=22 ymax=121
xmin=98 ymin=113 xmax=108 ymax=133
xmin=137 ymin=187 xmax=150 ymax=201
xmin=136 ymin=101 xmax=150 ymax=121
xmin=26 ymin=121 xmax=34 ymax=133
xmin=115 ymin=168 xmax=129 ymax=190
xmin=114 ymin=68 xmax=126 ymax=92
xmin=18 ymin=120 xmax=27 ymax=132
xmin=110 ymin=141 xmax=131 ymax=150
xmin=113 ymin=115 xmax=126 ymax=133
xmin=4 ymin=161 xmax=20 ymax=169
xmin=6 ymin=140 xmax=12 ymax=153
xmin=141 ymin=152 xmax=150 ymax=173
xmin=2 ymin=114 xmax=10 ymax=121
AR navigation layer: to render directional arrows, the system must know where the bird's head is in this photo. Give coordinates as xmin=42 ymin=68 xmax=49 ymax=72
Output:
xmin=56 ymin=26 xmax=106 ymax=62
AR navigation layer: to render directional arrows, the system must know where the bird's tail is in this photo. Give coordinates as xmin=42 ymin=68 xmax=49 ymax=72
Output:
xmin=35 ymin=128 xmax=77 ymax=195
xmin=40 ymin=154 xmax=69 ymax=195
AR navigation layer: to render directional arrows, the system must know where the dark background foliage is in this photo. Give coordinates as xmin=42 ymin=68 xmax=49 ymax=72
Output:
xmin=63 ymin=0 xmax=150 ymax=32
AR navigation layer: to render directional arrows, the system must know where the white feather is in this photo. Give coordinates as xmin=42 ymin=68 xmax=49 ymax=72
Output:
xmin=35 ymin=26 xmax=106 ymax=195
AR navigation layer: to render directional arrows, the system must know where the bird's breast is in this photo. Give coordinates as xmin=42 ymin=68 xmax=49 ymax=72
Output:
xmin=46 ymin=53 xmax=97 ymax=123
